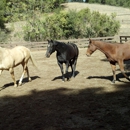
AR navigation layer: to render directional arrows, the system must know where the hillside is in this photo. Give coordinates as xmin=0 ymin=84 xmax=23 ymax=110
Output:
xmin=7 ymin=2 xmax=130 ymax=42
xmin=65 ymin=2 xmax=130 ymax=39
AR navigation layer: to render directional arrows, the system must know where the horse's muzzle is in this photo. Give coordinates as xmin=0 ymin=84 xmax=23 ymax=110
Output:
xmin=46 ymin=53 xmax=50 ymax=58
xmin=86 ymin=53 xmax=91 ymax=57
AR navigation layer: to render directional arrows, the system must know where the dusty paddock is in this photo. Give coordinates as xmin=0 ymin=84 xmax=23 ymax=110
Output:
xmin=0 ymin=48 xmax=130 ymax=130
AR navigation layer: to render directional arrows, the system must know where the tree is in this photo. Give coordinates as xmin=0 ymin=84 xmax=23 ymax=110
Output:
xmin=0 ymin=0 xmax=6 ymax=29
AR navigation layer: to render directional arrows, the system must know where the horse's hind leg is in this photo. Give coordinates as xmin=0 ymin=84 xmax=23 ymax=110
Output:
xmin=19 ymin=62 xmax=31 ymax=86
xmin=26 ymin=66 xmax=31 ymax=82
xmin=118 ymin=60 xmax=130 ymax=81
xmin=9 ymin=68 xmax=17 ymax=87
xmin=110 ymin=62 xmax=117 ymax=83
xmin=71 ymin=58 xmax=78 ymax=78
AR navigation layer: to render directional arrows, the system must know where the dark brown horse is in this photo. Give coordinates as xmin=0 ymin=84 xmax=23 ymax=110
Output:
xmin=86 ymin=39 xmax=130 ymax=83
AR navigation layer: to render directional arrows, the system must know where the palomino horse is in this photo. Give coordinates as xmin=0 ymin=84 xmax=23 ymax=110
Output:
xmin=86 ymin=39 xmax=130 ymax=83
xmin=0 ymin=46 xmax=36 ymax=87
xmin=46 ymin=40 xmax=79 ymax=81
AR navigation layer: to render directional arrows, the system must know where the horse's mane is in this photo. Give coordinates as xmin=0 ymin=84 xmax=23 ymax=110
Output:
xmin=92 ymin=40 xmax=117 ymax=61
xmin=55 ymin=40 xmax=66 ymax=45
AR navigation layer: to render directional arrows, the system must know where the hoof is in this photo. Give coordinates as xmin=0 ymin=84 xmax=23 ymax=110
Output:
xmin=111 ymin=80 xmax=116 ymax=84
xmin=62 ymin=79 xmax=65 ymax=82
xmin=29 ymin=77 xmax=32 ymax=82
xmin=67 ymin=78 xmax=71 ymax=81
xmin=62 ymin=78 xmax=65 ymax=82
xmin=127 ymin=78 xmax=130 ymax=81
xmin=18 ymin=82 xmax=22 ymax=86
xmin=14 ymin=84 xmax=18 ymax=87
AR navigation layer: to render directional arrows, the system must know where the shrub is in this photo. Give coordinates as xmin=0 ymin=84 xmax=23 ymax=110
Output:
xmin=23 ymin=8 xmax=120 ymax=41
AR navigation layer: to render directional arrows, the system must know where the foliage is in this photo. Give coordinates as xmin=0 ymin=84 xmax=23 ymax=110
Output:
xmin=0 ymin=0 xmax=6 ymax=28
xmin=23 ymin=8 xmax=120 ymax=41
xmin=0 ymin=0 xmax=11 ymax=42
xmin=5 ymin=0 xmax=66 ymax=22
xmin=2 ymin=0 xmax=122 ymax=42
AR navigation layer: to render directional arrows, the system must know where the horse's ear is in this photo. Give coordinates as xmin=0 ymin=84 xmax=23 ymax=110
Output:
xmin=47 ymin=39 xmax=50 ymax=43
xmin=89 ymin=38 xmax=92 ymax=43
xmin=50 ymin=39 xmax=53 ymax=42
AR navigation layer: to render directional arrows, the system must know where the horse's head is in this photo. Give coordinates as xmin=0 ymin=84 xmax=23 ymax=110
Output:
xmin=46 ymin=40 xmax=57 ymax=58
xmin=86 ymin=39 xmax=97 ymax=56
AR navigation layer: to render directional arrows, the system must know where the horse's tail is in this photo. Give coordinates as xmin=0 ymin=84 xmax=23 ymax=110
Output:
xmin=29 ymin=51 xmax=38 ymax=69
xmin=75 ymin=44 xmax=79 ymax=58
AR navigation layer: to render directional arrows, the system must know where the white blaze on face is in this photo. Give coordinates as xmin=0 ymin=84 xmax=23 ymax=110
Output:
xmin=47 ymin=44 xmax=50 ymax=48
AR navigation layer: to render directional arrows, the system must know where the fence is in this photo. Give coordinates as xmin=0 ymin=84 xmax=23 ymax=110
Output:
xmin=0 ymin=36 xmax=115 ymax=51
xmin=120 ymin=36 xmax=130 ymax=43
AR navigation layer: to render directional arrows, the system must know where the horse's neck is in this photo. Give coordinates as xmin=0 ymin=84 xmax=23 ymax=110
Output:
xmin=56 ymin=42 xmax=67 ymax=53
xmin=94 ymin=41 xmax=113 ymax=55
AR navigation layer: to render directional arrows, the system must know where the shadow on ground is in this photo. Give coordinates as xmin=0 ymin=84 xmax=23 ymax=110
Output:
xmin=0 ymin=84 xmax=130 ymax=130
xmin=0 ymin=76 xmax=40 ymax=91
xmin=87 ymin=72 xmax=130 ymax=83
xmin=52 ymin=71 xmax=79 ymax=81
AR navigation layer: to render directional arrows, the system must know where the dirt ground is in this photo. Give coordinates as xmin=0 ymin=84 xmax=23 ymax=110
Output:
xmin=0 ymin=48 xmax=130 ymax=130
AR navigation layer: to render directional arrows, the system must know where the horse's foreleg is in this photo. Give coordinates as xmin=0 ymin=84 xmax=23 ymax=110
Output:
xmin=118 ymin=60 xmax=130 ymax=81
xmin=110 ymin=62 xmax=116 ymax=83
xmin=70 ymin=62 xmax=73 ymax=78
xmin=9 ymin=68 xmax=17 ymax=87
xmin=58 ymin=62 xmax=65 ymax=82
xmin=65 ymin=61 xmax=69 ymax=80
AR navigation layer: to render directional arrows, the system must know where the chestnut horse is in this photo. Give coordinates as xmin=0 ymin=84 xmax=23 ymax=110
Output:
xmin=86 ymin=39 xmax=130 ymax=83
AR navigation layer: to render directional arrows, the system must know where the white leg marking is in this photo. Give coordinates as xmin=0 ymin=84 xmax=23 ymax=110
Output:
xmin=19 ymin=73 xmax=24 ymax=85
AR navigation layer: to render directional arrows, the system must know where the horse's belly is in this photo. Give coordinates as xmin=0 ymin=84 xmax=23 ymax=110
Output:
xmin=57 ymin=59 xmax=66 ymax=63
xmin=2 ymin=54 xmax=24 ymax=69
xmin=13 ymin=57 xmax=25 ymax=67
xmin=11 ymin=50 xmax=27 ymax=66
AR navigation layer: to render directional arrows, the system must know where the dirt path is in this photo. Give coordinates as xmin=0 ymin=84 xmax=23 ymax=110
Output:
xmin=0 ymin=49 xmax=130 ymax=129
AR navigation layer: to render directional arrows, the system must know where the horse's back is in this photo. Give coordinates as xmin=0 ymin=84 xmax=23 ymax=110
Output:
xmin=12 ymin=46 xmax=31 ymax=59
xmin=67 ymin=42 xmax=79 ymax=58
xmin=3 ymin=46 xmax=31 ymax=68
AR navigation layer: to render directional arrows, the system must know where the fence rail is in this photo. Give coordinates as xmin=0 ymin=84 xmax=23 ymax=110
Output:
xmin=120 ymin=36 xmax=130 ymax=43
xmin=0 ymin=36 xmax=115 ymax=51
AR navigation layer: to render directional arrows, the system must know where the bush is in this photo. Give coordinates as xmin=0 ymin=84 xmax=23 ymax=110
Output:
xmin=0 ymin=0 xmax=11 ymax=42
xmin=5 ymin=0 xmax=66 ymax=22
xmin=23 ymin=8 xmax=120 ymax=41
